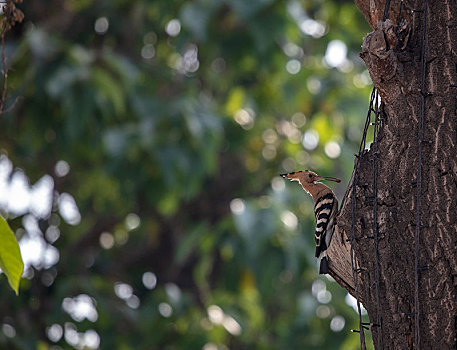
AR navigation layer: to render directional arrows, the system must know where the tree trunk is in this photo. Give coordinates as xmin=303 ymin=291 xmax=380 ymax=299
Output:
xmin=328 ymin=0 xmax=457 ymax=349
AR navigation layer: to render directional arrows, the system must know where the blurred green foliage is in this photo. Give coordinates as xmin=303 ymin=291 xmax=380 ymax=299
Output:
xmin=0 ymin=0 xmax=375 ymax=349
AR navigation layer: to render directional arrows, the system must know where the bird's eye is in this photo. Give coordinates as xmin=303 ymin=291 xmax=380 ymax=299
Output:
xmin=308 ymin=174 xmax=312 ymax=178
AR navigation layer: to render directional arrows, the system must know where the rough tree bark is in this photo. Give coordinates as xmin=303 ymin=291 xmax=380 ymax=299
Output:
xmin=327 ymin=0 xmax=457 ymax=349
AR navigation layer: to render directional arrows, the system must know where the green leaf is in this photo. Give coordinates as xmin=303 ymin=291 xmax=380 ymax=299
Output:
xmin=0 ymin=216 xmax=23 ymax=295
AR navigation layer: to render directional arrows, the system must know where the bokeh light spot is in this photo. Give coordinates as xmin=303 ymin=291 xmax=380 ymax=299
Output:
xmin=41 ymin=271 xmax=55 ymax=287
xmin=262 ymin=145 xmax=277 ymax=160
xmin=64 ymin=323 xmax=79 ymax=347
xmin=234 ymin=109 xmax=254 ymax=130
xmin=302 ymin=129 xmax=319 ymax=150
xmin=281 ymin=211 xmax=298 ymax=230
xmin=182 ymin=44 xmax=199 ymax=73
xmin=262 ymin=129 xmax=278 ymax=144
xmin=312 ymin=279 xmax=326 ymax=296
xmin=286 ymin=59 xmax=301 ymax=74
xmin=317 ymin=290 xmax=332 ymax=304
xmin=207 ymin=305 xmax=224 ymax=324
xmin=230 ymin=198 xmax=245 ymax=215
xmin=316 ymin=305 xmax=331 ymax=318
xmin=330 ymin=315 xmax=345 ymax=332
xmin=47 ymin=324 xmax=63 ymax=342
xmin=158 ymin=302 xmax=173 ymax=317
xmin=114 ymin=282 xmax=133 ymax=300
xmin=300 ymin=19 xmax=326 ymax=38
xmin=142 ymin=272 xmax=157 ymax=290
xmin=165 ymin=283 xmax=182 ymax=304
xmin=353 ymin=70 xmax=372 ymax=88
xmin=223 ymin=315 xmax=242 ymax=336
xmin=84 ymin=330 xmax=100 ymax=349
xmin=94 ymin=17 xmax=109 ymax=34
xmin=271 ymin=177 xmax=285 ymax=192
xmin=324 ymin=141 xmax=341 ymax=159
xmin=2 ymin=324 xmax=16 ymax=338
xmin=58 ymin=193 xmax=81 ymax=226
xmin=55 ymin=160 xmax=70 ymax=177
xmin=203 ymin=343 xmax=218 ymax=350
xmin=292 ymin=112 xmax=306 ymax=127
xmin=306 ymin=77 xmax=322 ymax=95
xmin=45 ymin=226 xmax=60 ymax=244
xmin=62 ymin=295 xmax=98 ymax=322
xmin=141 ymin=44 xmax=155 ymax=59
xmin=99 ymin=232 xmax=114 ymax=249
xmin=283 ymin=42 xmax=302 ymax=57
xmin=126 ymin=295 xmax=140 ymax=309
xmin=125 ymin=213 xmax=140 ymax=230
xmin=325 ymin=40 xmax=347 ymax=68
xmin=165 ymin=19 xmax=181 ymax=37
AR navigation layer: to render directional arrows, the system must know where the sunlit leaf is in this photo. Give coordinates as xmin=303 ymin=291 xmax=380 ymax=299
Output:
xmin=0 ymin=216 xmax=23 ymax=295
xmin=225 ymin=87 xmax=246 ymax=116
xmin=311 ymin=112 xmax=335 ymax=144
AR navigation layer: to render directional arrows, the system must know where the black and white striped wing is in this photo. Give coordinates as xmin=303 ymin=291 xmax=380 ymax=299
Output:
xmin=314 ymin=193 xmax=337 ymax=258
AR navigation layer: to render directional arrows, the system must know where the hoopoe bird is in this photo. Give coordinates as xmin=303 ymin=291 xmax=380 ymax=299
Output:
xmin=280 ymin=170 xmax=340 ymax=274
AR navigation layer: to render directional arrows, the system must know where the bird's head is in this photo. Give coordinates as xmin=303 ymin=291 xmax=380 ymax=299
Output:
xmin=280 ymin=170 xmax=341 ymax=184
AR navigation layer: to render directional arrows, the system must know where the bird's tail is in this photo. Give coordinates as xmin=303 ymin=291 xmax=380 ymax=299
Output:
xmin=319 ymin=256 xmax=329 ymax=274
xmin=315 ymin=240 xmax=327 ymax=258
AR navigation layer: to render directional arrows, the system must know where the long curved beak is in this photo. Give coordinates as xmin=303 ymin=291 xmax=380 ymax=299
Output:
xmin=317 ymin=176 xmax=341 ymax=183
